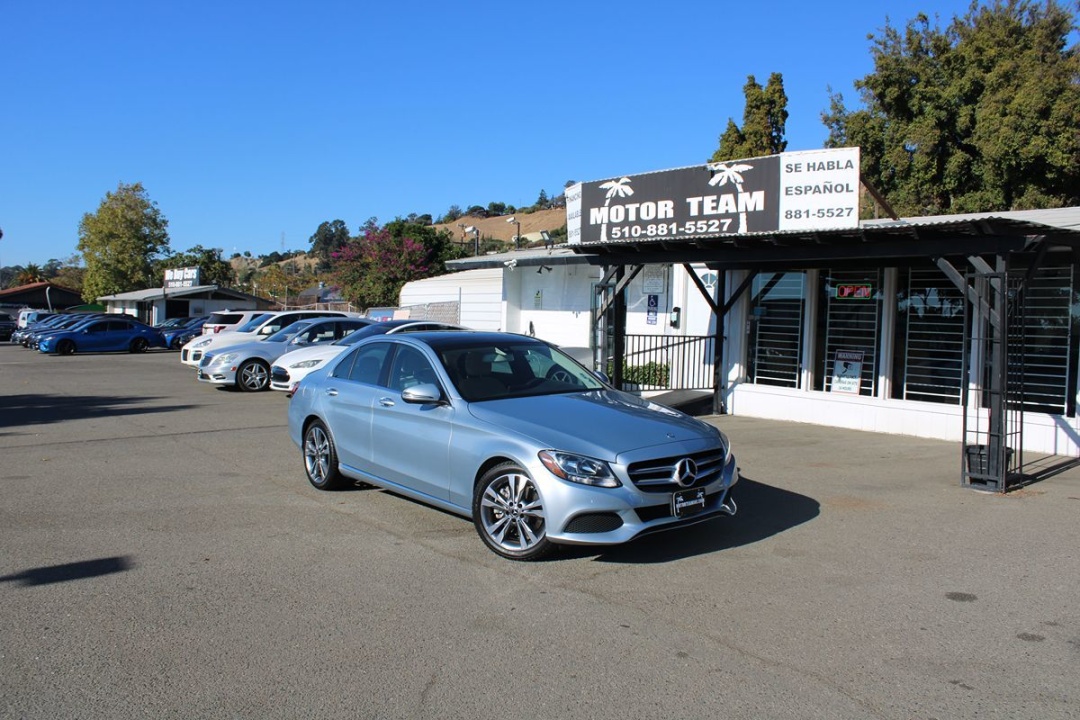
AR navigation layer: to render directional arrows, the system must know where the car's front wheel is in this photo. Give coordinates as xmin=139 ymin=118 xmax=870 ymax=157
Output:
xmin=130 ymin=337 xmax=149 ymax=353
xmin=473 ymin=463 xmax=553 ymax=561
xmin=57 ymin=339 xmax=75 ymax=356
xmin=303 ymin=420 xmax=346 ymax=490
xmin=237 ymin=359 xmax=270 ymax=391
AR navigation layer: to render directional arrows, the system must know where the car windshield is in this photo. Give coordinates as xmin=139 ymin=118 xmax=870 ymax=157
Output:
xmin=237 ymin=314 xmax=274 ymax=332
xmin=265 ymin=320 xmax=314 ymax=342
xmin=437 ymin=340 xmax=606 ymax=402
xmin=331 ymin=321 xmax=458 ymax=347
xmin=332 ymin=322 xmax=399 ymax=347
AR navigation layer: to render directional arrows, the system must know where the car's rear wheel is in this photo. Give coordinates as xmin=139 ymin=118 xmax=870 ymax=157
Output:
xmin=303 ymin=420 xmax=346 ymax=490
xmin=237 ymin=359 xmax=269 ymax=391
xmin=473 ymin=463 xmax=553 ymax=561
xmin=57 ymin=339 xmax=75 ymax=356
xmin=130 ymin=337 xmax=149 ymax=353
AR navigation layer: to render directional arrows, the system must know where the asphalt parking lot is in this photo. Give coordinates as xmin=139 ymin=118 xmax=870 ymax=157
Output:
xmin=1 ymin=344 xmax=1078 ymax=720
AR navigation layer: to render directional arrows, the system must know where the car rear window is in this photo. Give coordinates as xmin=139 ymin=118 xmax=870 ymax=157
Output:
xmin=238 ymin=314 xmax=275 ymax=332
xmin=207 ymin=312 xmax=243 ymax=326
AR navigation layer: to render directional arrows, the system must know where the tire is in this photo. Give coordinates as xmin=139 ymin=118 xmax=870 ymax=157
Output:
xmin=130 ymin=337 xmax=149 ymax=353
xmin=236 ymin=359 xmax=270 ymax=392
xmin=57 ymin=339 xmax=75 ymax=356
xmin=473 ymin=462 xmax=553 ymax=561
xmin=303 ymin=420 xmax=346 ymax=490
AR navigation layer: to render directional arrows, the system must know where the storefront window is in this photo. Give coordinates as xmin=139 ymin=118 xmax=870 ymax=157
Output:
xmin=892 ymin=267 xmax=966 ymax=404
xmin=1008 ymin=265 xmax=1078 ymax=415
xmin=814 ymin=269 xmax=883 ymax=396
xmin=746 ymin=272 xmax=806 ymax=388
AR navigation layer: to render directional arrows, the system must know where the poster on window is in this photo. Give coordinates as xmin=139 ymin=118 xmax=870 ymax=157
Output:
xmin=831 ymin=349 xmax=864 ymax=394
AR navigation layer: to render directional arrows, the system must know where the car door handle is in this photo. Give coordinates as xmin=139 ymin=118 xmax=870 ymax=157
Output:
xmin=379 ymin=397 xmax=395 ymax=407
xmin=325 ymin=388 xmax=338 ymax=397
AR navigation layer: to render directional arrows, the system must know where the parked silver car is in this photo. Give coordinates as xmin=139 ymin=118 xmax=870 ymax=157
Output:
xmin=199 ymin=318 xmax=373 ymax=391
xmin=287 ymin=331 xmax=738 ymax=560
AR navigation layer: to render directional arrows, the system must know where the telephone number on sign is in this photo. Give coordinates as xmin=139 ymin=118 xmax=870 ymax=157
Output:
xmin=783 ymin=207 xmax=855 ymax=220
xmin=608 ymin=219 xmax=734 ymax=240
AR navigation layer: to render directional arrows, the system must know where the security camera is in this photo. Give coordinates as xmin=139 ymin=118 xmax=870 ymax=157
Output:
xmin=503 ymin=259 xmax=517 ymax=270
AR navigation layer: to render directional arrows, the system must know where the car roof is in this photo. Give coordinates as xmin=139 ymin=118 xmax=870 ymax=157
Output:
xmin=373 ymin=330 xmax=542 ymax=351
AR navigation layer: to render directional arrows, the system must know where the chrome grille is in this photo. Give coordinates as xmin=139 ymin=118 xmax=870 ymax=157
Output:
xmin=627 ymin=448 xmax=726 ymax=492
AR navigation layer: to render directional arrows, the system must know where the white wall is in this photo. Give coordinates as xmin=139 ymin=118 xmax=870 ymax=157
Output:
xmin=399 ymin=268 xmax=503 ymax=331
xmin=509 ymin=264 xmax=602 ymax=348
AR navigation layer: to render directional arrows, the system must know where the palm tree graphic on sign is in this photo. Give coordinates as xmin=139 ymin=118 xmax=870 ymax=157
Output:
xmin=598 ymin=177 xmax=633 ymax=241
xmin=707 ymin=162 xmax=754 ymax=233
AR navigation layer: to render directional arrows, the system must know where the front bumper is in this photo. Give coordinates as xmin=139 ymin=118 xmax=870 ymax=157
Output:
xmin=541 ymin=448 xmax=740 ymax=546
xmin=197 ymin=365 xmax=237 ymax=386
xmin=181 ymin=347 xmax=210 ymax=366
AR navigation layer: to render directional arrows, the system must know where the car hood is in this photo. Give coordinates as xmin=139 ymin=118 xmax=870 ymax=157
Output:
xmin=465 ymin=390 xmax=719 ymax=461
xmin=186 ymin=330 xmax=261 ymax=352
xmin=206 ymin=338 xmax=292 ymax=362
xmin=273 ymin=344 xmax=347 ymax=367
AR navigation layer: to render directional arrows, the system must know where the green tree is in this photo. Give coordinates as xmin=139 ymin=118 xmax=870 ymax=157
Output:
xmin=823 ymin=0 xmax=1080 ymax=215
xmin=331 ymin=218 xmax=460 ymax=309
xmin=51 ymin=256 xmax=86 ymax=295
xmin=438 ymin=205 xmax=464 ymax=224
xmin=308 ymin=220 xmax=351 ymax=272
xmin=13 ymin=263 xmax=46 ymax=286
xmin=77 ymin=182 xmax=170 ymax=302
xmin=710 ymin=73 xmax=789 ymax=162
xmin=155 ymin=245 xmax=234 ymax=287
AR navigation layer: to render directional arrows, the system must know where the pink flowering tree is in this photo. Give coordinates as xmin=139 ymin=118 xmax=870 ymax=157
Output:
xmin=331 ymin=219 xmax=457 ymax=309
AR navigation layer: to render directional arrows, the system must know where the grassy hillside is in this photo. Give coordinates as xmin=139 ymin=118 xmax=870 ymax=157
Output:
xmin=432 ymin=207 xmax=567 ymax=245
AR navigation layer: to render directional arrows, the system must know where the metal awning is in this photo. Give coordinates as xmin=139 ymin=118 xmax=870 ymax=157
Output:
xmin=570 ymin=211 xmax=1080 ymax=269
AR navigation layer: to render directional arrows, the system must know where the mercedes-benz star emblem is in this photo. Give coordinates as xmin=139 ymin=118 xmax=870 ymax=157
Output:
xmin=673 ymin=458 xmax=698 ymax=488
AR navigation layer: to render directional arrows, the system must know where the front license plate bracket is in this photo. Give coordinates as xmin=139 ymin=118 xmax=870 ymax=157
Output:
xmin=672 ymin=487 xmax=706 ymax=518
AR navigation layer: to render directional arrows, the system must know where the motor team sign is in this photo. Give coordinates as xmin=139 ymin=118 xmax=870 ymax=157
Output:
xmin=566 ymin=147 xmax=860 ymax=245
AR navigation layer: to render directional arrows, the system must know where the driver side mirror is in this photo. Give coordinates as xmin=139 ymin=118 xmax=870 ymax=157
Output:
xmin=401 ymin=383 xmax=445 ymax=405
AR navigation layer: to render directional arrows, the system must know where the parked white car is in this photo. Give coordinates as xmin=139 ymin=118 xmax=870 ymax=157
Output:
xmin=180 ymin=310 xmax=358 ymax=367
xmin=270 ymin=320 xmax=464 ymax=394
xmin=198 ymin=317 xmax=373 ymax=391
xmin=201 ymin=309 xmax=266 ymax=335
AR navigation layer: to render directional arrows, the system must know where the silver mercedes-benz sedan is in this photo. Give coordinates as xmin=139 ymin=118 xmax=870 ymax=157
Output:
xmin=287 ymin=331 xmax=739 ymax=560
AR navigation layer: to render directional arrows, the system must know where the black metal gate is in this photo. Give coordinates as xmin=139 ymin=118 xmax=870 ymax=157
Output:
xmin=961 ymin=268 xmax=1024 ymax=491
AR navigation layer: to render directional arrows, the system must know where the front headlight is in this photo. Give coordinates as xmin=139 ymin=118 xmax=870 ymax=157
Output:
xmin=538 ymin=450 xmax=620 ymax=488
xmin=193 ymin=337 xmax=213 ymax=348
xmin=214 ymin=352 xmax=241 ymax=365
xmin=290 ymin=358 xmax=324 ymax=369
xmin=718 ymin=430 xmax=731 ymax=462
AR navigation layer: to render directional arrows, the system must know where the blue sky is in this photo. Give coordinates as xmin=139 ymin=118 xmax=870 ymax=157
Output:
xmin=0 ymin=0 xmax=980 ymax=268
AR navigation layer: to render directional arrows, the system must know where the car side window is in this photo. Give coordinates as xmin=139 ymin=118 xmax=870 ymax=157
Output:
xmin=388 ymin=346 xmax=439 ymax=392
xmin=306 ymin=324 xmax=337 ymax=344
xmin=335 ymin=344 xmax=391 ymax=386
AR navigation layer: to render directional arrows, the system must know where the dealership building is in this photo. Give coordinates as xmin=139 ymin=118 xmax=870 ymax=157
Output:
xmin=420 ymin=147 xmax=1080 ymax=489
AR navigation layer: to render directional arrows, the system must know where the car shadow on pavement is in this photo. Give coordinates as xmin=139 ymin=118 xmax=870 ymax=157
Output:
xmin=0 ymin=556 xmax=134 ymax=587
xmin=0 ymin=394 xmax=193 ymax=430
xmin=576 ymin=476 xmax=820 ymax=564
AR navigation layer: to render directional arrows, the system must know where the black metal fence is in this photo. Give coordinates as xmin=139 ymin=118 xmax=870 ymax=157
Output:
xmin=619 ymin=334 xmax=716 ymax=391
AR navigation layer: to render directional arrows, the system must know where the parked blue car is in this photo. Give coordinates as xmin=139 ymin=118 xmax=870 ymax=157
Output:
xmin=161 ymin=316 xmax=208 ymax=349
xmin=24 ymin=313 xmax=110 ymax=348
xmin=37 ymin=317 xmax=166 ymax=355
